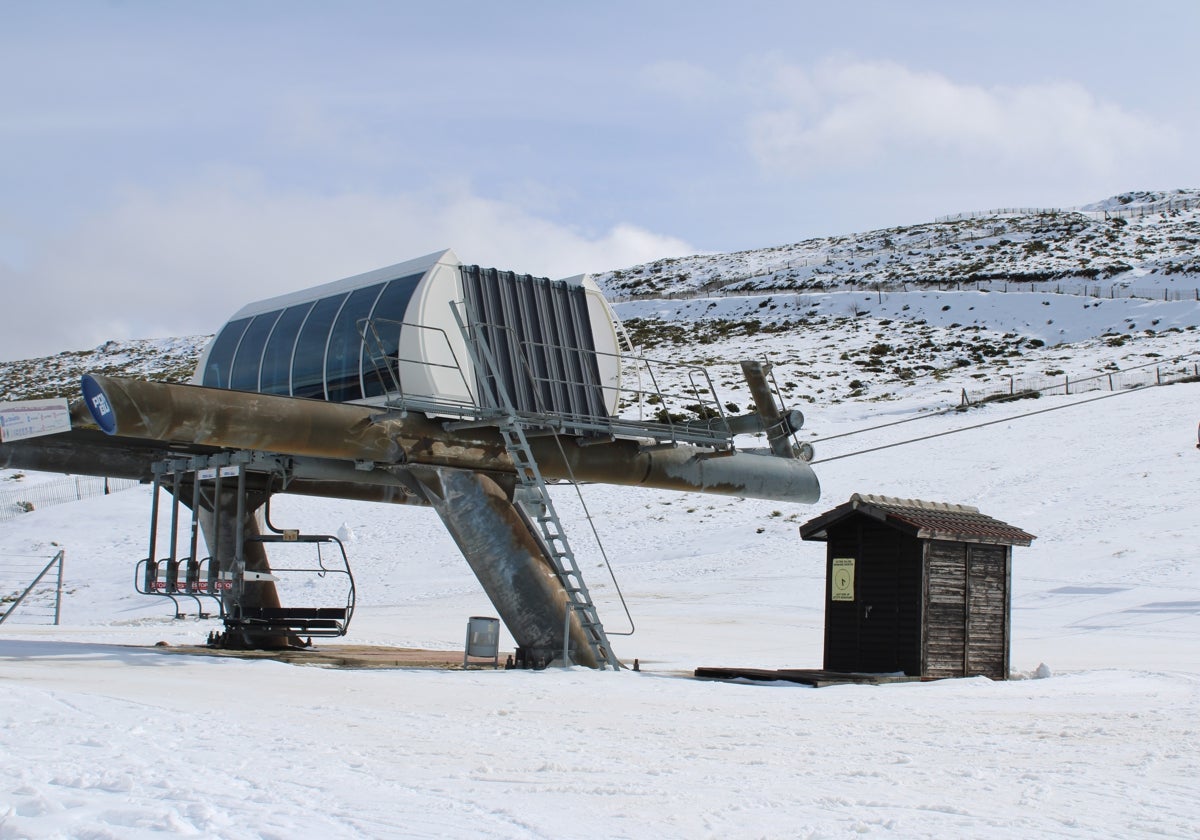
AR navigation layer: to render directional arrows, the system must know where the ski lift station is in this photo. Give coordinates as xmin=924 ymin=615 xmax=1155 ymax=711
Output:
xmin=2 ymin=249 xmax=823 ymax=670
xmin=195 ymin=249 xmax=622 ymax=423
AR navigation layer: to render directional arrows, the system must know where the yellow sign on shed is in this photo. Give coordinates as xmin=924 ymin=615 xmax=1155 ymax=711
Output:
xmin=831 ymin=557 xmax=855 ymax=601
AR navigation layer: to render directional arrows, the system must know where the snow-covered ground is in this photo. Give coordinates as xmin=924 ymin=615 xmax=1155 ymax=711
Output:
xmin=4 ymin=384 xmax=1199 ymax=836
xmin=3 ymin=227 xmax=1200 ymax=837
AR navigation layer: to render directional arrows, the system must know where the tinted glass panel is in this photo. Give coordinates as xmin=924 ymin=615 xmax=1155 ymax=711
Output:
xmin=201 ymin=318 xmax=251 ymax=388
xmin=362 ymin=273 xmax=423 ymax=398
xmin=291 ymin=294 xmax=348 ymax=399
xmin=229 ymin=311 xmax=281 ymax=392
xmin=260 ymin=303 xmax=313 ymax=395
xmin=325 ymin=283 xmax=385 ymax=402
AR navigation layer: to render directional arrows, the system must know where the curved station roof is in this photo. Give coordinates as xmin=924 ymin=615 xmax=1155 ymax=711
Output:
xmin=196 ymin=249 xmax=623 ymax=420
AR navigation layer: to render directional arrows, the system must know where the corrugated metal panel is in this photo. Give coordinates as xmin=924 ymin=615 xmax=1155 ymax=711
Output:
xmin=460 ymin=265 xmax=607 ymax=423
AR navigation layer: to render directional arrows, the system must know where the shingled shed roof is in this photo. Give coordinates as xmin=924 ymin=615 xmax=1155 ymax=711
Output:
xmin=799 ymin=493 xmax=1036 ymax=546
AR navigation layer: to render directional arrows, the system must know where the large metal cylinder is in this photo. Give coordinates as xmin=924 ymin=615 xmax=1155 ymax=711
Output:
xmin=80 ymin=375 xmax=820 ymax=504
xmin=741 ymin=359 xmax=800 ymax=459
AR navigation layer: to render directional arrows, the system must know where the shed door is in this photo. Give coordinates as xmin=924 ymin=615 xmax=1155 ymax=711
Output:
xmin=924 ymin=541 xmax=967 ymax=678
xmin=965 ymin=545 xmax=1009 ymax=679
xmin=925 ymin=541 xmax=1011 ymax=679
xmin=823 ymin=519 xmax=921 ymax=675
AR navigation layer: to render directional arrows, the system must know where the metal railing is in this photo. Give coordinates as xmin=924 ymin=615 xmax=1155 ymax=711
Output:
xmin=508 ymin=335 xmax=733 ymax=447
xmin=359 ymin=314 xmax=742 ymax=450
xmin=0 ymin=550 xmax=65 ymax=626
xmin=358 ymin=317 xmax=480 ymax=418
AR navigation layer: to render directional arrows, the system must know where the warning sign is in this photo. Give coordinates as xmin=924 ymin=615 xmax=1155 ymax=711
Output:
xmin=831 ymin=557 xmax=855 ymax=602
xmin=0 ymin=399 xmax=71 ymax=443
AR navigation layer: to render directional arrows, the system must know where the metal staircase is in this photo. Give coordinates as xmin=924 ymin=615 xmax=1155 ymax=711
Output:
xmin=497 ymin=416 xmax=621 ymax=670
xmin=450 ymin=301 xmax=620 ymax=669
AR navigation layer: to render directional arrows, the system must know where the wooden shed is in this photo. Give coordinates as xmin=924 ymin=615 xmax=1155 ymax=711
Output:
xmin=799 ymin=494 xmax=1035 ymax=680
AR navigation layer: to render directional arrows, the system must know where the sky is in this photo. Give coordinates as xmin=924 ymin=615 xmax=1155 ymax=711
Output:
xmin=2 ymin=0 xmax=1198 ymax=362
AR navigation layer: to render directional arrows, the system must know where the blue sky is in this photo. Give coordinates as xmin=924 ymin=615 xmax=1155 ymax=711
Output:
xmin=2 ymin=1 xmax=1197 ymax=361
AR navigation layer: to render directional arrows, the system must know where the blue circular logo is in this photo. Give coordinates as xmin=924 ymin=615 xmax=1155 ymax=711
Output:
xmin=80 ymin=375 xmax=117 ymax=435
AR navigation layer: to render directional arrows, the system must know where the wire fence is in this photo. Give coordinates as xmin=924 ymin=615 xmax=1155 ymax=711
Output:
xmin=936 ymin=207 xmax=1064 ymax=222
xmin=1090 ymin=198 xmax=1200 ymax=220
xmin=0 ymin=476 xmax=142 ymax=522
xmin=938 ymin=197 xmax=1200 ymax=223
xmin=0 ymin=551 xmax=65 ymax=626
xmin=963 ymin=358 xmax=1200 ymax=405
xmin=610 ymin=278 xmax=1200 ymax=304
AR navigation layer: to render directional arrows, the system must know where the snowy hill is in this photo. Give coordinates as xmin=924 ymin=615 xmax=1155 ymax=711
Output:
xmin=2 ymin=191 xmax=1197 ymax=412
xmin=594 ymin=191 xmax=1200 ymax=413
xmin=0 ymin=336 xmax=207 ymax=402
xmin=593 ymin=188 xmax=1200 ymax=298
xmin=2 ymin=193 xmax=1200 ymax=838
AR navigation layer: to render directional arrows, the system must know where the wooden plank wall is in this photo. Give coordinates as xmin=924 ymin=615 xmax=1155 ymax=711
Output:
xmin=966 ymin=544 xmax=1010 ymax=679
xmin=924 ymin=540 xmax=1010 ymax=679
xmin=924 ymin=540 xmax=967 ymax=678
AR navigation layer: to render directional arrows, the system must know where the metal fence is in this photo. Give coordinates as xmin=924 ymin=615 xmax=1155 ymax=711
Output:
xmin=938 ymin=198 xmax=1199 ymax=223
xmin=964 ymin=359 xmax=1200 ymax=405
xmin=936 ymin=207 xmax=1063 ymax=223
xmin=610 ymin=278 xmax=1200 ymax=305
xmin=1092 ymin=198 xmax=1200 ymax=220
xmin=0 ymin=476 xmax=142 ymax=522
xmin=0 ymin=550 xmax=65 ymax=626
xmin=886 ymin=280 xmax=1198 ymax=301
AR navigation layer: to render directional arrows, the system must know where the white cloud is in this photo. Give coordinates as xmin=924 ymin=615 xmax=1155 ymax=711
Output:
xmin=0 ymin=172 xmax=693 ymax=362
xmin=748 ymin=59 xmax=1180 ymax=180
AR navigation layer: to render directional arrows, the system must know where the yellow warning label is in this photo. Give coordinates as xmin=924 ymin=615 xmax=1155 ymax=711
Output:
xmin=831 ymin=557 xmax=855 ymax=601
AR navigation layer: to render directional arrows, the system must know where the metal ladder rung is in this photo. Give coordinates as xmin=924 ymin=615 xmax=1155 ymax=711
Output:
xmin=497 ymin=417 xmax=619 ymax=669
